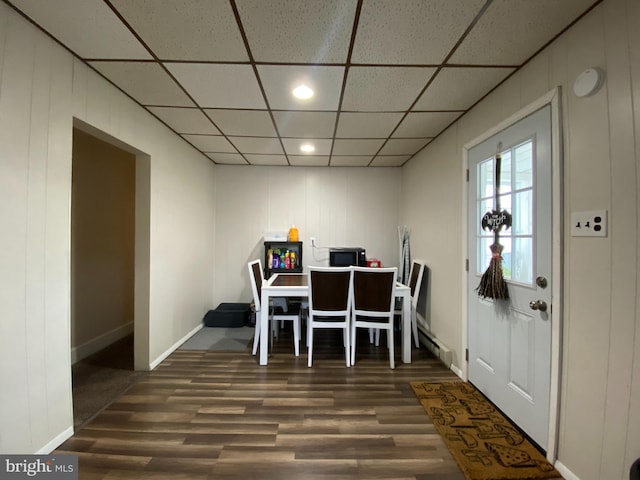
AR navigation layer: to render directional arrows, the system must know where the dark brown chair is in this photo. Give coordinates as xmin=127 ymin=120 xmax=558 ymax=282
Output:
xmin=306 ymin=266 xmax=353 ymax=367
xmin=350 ymin=267 xmax=398 ymax=369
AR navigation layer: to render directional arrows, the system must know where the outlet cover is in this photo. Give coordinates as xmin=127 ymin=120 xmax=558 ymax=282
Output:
xmin=571 ymin=210 xmax=607 ymax=237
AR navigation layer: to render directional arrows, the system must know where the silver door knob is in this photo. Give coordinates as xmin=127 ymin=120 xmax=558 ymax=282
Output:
xmin=529 ymin=300 xmax=548 ymax=312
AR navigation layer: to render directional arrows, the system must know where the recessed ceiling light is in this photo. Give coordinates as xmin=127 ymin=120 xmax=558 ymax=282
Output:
xmin=292 ymin=84 xmax=314 ymax=100
xmin=300 ymin=143 xmax=315 ymax=153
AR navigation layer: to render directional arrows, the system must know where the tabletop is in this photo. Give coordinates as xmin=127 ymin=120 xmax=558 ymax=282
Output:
xmin=268 ymin=273 xmax=309 ymax=288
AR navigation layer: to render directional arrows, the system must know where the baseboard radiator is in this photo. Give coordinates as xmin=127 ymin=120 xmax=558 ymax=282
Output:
xmin=416 ymin=316 xmax=453 ymax=369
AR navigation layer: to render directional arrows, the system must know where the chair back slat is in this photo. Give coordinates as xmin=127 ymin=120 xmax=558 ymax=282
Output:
xmin=310 ymin=269 xmax=351 ymax=312
xmin=248 ymin=259 xmax=263 ymax=310
xmin=408 ymin=263 xmax=421 ymax=295
xmin=350 ymin=266 xmax=398 ymax=369
xmin=353 ymin=269 xmax=395 ymax=314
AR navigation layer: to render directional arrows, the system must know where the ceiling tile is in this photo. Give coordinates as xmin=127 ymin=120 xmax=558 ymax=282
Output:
xmin=244 ymin=154 xmax=289 ymax=166
xmin=282 ymin=138 xmax=332 ymax=156
xmin=147 ymin=107 xmax=220 ymax=134
xmin=111 ymin=0 xmax=248 ymax=61
xmin=205 ymin=110 xmax=276 ymax=137
xmin=182 ymin=134 xmax=237 ymax=152
xmin=166 ymin=63 xmax=266 ymax=109
xmin=9 ymin=0 xmax=151 ymax=59
xmin=258 ymin=65 xmax=344 ymax=110
xmin=370 ymin=156 xmax=411 ymax=167
xmin=288 ymin=156 xmax=330 ymax=167
xmin=336 ymin=112 xmax=404 ymax=138
xmin=342 ymin=66 xmax=435 ymax=111
xmin=413 ymin=67 xmax=515 ymax=111
xmin=393 ymin=112 xmax=461 ymax=138
xmin=352 ymin=0 xmax=486 ymax=64
xmin=332 ymin=139 xmax=385 ymax=156
xmin=228 ymin=137 xmax=284 ymax=155
xmin=378 ymin=138 xmax=431 ymax=156
xmin=272 ymin=111 xmax=336 ymax=138
xmin=206 ymin=153 xmax=247 ymax=165
xmin=450 ymin=0 xmax=597 ymax=65
xmin=330 ymin=156 xmax=373 ymax=167
xmin=236 ymin=0 xmax=357 ymax=63
xmin=89 ymin=61 xmax=194 ymax=106
xmin=10 ymin=0 xmax=597 ymax=168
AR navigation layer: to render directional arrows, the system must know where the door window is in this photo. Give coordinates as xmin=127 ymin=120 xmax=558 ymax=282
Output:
xmin=475 ymin=139 xmax=534 ymax=285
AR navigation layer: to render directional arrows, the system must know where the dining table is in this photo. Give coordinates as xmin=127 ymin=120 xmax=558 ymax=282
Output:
xmin=259 ymin=272 xmax=412 ymax=366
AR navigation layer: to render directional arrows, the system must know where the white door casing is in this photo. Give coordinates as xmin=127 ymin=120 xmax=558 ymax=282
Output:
xmin=465 ymin=96 xmax=560 ymax=455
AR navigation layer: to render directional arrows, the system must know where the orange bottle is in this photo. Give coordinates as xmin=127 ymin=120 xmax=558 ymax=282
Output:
xmin=288 ymin=225 xmax=299 ymax=242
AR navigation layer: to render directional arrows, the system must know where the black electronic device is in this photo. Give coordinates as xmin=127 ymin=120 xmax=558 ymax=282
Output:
xmin=329 ymin=247 xmax=366 ymax=267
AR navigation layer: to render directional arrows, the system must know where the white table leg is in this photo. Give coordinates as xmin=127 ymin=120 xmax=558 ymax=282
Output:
xmin=402 ymin=293 xmax=411 ymax=363
xmin=259 ymin=290 xmax=270 ymax=365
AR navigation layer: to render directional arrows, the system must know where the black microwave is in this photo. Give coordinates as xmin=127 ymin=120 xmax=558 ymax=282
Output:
xmin=329 ymin=247 xmax=366 ymax=267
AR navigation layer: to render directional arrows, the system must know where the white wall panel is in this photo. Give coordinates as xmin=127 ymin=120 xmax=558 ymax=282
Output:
xmin=0 ymin=4 xmax=35 ymax=452
xmin=0 ymin=2 xmax=217 ymax=453
xmin=600 ymin=0 xmax=639 ymax=477
xmin=213 ymin=166 xmax=401 ymax=307
xmin=402 ymin=0 xmax=639 ymax=478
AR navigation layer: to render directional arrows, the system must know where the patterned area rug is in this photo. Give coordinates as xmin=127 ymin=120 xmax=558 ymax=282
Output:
xmin=411 ymin=381 xmax=562 ymax=480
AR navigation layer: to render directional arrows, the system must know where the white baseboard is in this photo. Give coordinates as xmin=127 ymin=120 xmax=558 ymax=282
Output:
xmin=449 ymin=363 xmax=464 ymax=378
xmin=36 ymin=426 xmax=74 ymax=454
xmin=149 ymin=323 xmax=203 ymax=370
xmin=554 ymin=460 xmax=580 ymax=480
xmin=418 ymin=327 xmax=453 ymax=368
xmin=71 ymin=322 xmax=134 ymax=364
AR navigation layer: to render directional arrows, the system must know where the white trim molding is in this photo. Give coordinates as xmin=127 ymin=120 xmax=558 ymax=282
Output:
xmin=71 ymin=322 xmax=134 ymax=364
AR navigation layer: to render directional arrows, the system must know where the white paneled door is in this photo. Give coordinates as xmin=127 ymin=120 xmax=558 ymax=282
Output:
xmin=467 ymin=105 xmax=552 ymax=450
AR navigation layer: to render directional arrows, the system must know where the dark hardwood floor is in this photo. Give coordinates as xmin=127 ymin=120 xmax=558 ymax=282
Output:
xmin=57 ymin=327 xmax=464 ymax=480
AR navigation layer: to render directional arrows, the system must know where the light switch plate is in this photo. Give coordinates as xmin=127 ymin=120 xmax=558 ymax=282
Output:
xmin=571 ymin=210 xmax=607 ymax=237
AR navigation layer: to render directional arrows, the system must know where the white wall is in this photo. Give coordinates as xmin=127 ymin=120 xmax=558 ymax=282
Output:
xmin=213 ymin=165 xmax=401 ymax=306
xmin=401 ymin=0 xmax=639 ymax=478
xmin=0 ymin=3 xmax=217 ymax=453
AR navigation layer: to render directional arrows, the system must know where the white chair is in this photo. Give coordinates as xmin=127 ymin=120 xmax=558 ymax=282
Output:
xmin=397 ymin=260 xmax=425 ymax=348
xmin=370 ymin=259 xmax=426 ymax=349
xmin=351 ymin=267 xmax=398 ymax=369
xmin=306 ymin=266 xmax=353 ymax=367
xmin=248 ymin=259 xmax=301 ymax=356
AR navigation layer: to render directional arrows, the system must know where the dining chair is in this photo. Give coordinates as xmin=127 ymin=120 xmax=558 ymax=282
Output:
xmin=350 ymin=266 xmax=398 ymax=369
xmin=306 ymin=266 xmax=353 ymax=367
xmin=370 ymin=259 xmax=426 ymax=349
xmin=248 ymin=259 xmax=301 ymax=356
xmin=398 ymin=259 xmax=426 ymax=348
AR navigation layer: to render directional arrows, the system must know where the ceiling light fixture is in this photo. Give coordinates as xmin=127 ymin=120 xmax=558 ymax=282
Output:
xmin=292 ymin=84 xmax=314 ymax=100
xmin=300 ymin=143 xmax=315 ymax=153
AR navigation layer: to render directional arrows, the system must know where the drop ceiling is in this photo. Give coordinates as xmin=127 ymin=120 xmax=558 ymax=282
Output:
xmin=6 ymin=0 xmax=599 ymax=167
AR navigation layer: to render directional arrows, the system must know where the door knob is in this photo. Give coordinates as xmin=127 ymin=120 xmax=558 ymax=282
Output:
xmin=529 ymin=300 xmax=548 ymax=312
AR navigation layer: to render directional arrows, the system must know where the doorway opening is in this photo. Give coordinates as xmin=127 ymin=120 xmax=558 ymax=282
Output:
xmin=70 ymin=121 xmax=150 ymax=429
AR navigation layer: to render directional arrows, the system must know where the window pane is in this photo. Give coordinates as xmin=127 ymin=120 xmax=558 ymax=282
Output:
xmin=477 ymin=236 xmax=493 ymax=274
xmin=513 ymin=237 xmax=533 ymax=284
xmin=479 ymin=158 xmax=494 ymax=199
xmin=499 ymin=237 xmax=512 ymax=280
xmin=499 ymin=150 xmax=512 ymax=194
xmin=478 ymin=198 xmax=494 ymax=235
xmin=514 ymin=142 xmax=533 ymax=190
xmin=513 ymin=190 xmax=532 ymax=235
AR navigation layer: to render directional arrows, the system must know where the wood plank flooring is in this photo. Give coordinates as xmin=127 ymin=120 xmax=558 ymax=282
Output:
xmin=57 ymin=328 xmax=465 ymax=479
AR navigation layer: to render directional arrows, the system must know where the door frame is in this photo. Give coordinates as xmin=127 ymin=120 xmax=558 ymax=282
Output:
xmin=460 ymin=87 xmax=564 ymax=463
